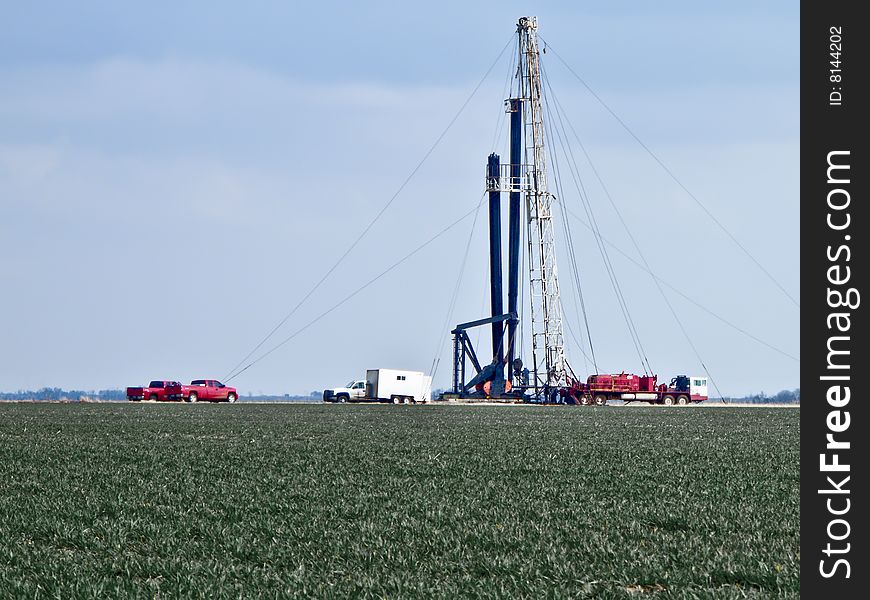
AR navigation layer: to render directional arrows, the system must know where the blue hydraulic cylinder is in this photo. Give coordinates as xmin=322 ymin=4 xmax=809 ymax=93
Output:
xmin=487 ymin=153 xmax=505 ymax=371
xmin=506 ymin=99 xmax=522 ymax=375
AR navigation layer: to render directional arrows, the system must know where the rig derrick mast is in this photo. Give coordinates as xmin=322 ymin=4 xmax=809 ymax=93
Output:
xmin=516 ymin=16 xmax=568 ymax=398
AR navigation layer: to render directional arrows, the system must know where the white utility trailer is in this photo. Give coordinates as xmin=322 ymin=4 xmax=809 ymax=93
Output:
xmin=366 ymin=369 xmax=432 ymax=404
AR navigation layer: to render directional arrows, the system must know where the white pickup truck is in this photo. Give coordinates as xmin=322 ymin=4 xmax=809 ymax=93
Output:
xmin=323 ymin=369 xmax=432 ymax=404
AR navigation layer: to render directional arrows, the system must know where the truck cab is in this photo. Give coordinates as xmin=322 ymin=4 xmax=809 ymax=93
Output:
xmin=323 ymin=380 xmax=367 ymax=403
xmin=690 ymin=376 xmax=709 ymax=402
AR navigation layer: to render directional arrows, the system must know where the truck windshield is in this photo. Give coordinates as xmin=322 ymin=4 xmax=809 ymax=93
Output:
xmin=346 ymin=381 xmax=356 ymax=388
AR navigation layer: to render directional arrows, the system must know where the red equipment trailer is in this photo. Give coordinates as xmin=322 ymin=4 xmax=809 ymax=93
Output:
xmin=563 ymin=373 xmax=708 ymax=406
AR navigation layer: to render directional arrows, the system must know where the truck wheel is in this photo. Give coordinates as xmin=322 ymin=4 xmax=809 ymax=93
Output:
xmin=677 ymin=395 xmax=688 ymax=405
xmin=149 ymin=394 xmax=158 ymax=402
xmin=391 ymin=396 xmax=400 ymax=404
xmin=663 ymin=395 xmax=675 ymax=406
xmin=337 ymin=394 xmax=348 ymax=403
xmin=188 ymin=392 xmax=198 ymax=403
xmin=580 ymin=395 xmax=592 ymax=406
xmin=593 ymin=395 xmax=607 ymax=406
xmin=227 ymin=393 xmax=237 ymax=403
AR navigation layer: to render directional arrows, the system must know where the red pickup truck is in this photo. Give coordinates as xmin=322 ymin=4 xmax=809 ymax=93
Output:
xmin=126 ymin=380 xmax=183 ymax=402
xmin=166 ymin=380 xmax=238 ymax=403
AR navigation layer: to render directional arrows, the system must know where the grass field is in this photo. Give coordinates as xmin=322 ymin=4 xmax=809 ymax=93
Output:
xmin=0 ymin=403 xmax=798 ymax=598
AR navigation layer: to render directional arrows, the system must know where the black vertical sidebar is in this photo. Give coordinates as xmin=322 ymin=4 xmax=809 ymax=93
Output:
xmin=801 ymin=2 xmax=867 ymax=597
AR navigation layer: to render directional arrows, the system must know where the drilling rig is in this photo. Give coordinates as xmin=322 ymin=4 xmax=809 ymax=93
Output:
xmin=451 ymin=16 xmax=571 ymax=402
xmin=449 ymin=17 xmax=711 ymax=405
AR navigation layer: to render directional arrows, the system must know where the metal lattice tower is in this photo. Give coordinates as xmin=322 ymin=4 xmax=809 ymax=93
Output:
xmin=517 ymin=17 xmax=567 ymax=394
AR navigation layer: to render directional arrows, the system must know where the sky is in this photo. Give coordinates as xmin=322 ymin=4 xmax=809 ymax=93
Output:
xmin=0 ymin=1 xmax=799 ymax=397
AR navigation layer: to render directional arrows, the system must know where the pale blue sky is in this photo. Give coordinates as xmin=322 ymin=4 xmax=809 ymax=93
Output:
xmin=0 ymin=1 xmax=799 ymax=396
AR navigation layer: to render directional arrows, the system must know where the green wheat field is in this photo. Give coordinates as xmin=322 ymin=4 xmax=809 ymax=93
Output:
xmin=0 ymin=403 xmax=798 ymax=598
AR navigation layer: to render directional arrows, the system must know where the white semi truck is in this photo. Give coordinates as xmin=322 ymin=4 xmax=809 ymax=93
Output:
xmin=323 ymin=369 xmax=433 ymax=404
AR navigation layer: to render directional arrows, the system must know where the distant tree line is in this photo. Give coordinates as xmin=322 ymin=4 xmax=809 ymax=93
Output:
xmin=723 ymin=388 xmax=800 ymax=404
xmin=0 ymin=388 xmax=126 ymax=401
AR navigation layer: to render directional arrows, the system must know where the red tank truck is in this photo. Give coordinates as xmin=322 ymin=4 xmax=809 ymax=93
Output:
xmin=563 ymin=373 xmax=708 ymax=406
